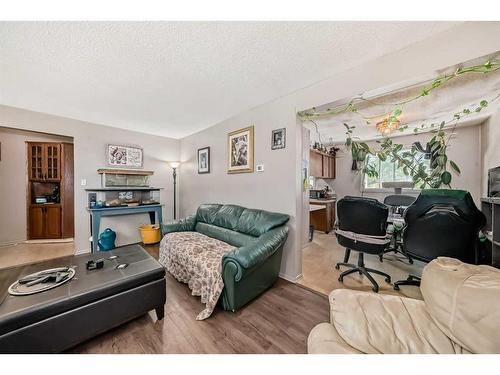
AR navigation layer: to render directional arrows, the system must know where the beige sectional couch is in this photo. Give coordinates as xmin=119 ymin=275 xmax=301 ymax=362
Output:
xmin=308 ymin=257 xmax=500 ymax=354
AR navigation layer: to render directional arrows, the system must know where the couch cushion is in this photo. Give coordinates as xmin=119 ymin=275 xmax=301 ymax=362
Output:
xmin=328 ymin=289 xmax=466 ymax=354
xmin=235 ymin=208 xmax=290 ymax=237
xmin=196 ymin=204 xmax=222 ymax=225
xmin=308 ymin=322 xmax=362 ymax=354
xmin=421 ymin=257 xmax=500 ymax=354
xmin=213 ymin=204 xmax=246 ymax=230
xmin=195 ymin=222 xmax=255 ymax=248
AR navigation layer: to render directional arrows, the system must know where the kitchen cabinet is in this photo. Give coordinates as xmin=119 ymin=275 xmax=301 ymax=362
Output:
xmin=29 ymin=204 xmax=62 ymax=239
xmin=29 ymin=205 xmax=45 ymax=239
xmin=27 ymin=142 xmax=73 ymax=240
xmin=309 ymin=149 xmax=336 ymax=179
xmin=28 ymin=143 xmax=61 ymax=181
xmin=309 ymin=199 xmax=336 ymax=233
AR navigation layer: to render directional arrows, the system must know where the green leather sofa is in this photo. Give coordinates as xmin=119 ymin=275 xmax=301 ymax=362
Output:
xmin=161 ymin=203 xmax=290 ymax=312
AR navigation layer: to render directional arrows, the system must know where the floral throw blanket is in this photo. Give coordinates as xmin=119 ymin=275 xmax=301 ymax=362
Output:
xmin=159 ymin=231 xmax=235 ymax=320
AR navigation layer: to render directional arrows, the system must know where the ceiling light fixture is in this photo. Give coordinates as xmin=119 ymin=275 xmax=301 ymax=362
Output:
xmin=376 ymin=118 xmax=401 ymax=136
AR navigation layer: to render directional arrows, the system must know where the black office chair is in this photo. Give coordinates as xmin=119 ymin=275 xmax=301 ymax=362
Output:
xmin=384 ymin=195 xmax=416 ymax=213
xmin=335 ymin=196 xmax=392 ymax=293
xmin=381 ymin=194 xmax=416 ymax=263
xmin=394 ymin=189 xmax=486 ymax=290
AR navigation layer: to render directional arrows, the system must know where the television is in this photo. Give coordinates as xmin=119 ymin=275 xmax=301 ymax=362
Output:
xmin=488 ymin=166 xmax=500 ymax=198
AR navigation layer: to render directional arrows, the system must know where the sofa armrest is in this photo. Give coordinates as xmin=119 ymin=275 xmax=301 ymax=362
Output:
xmin=222 ymin=225 xmax=289 ymax=271
xmin=161 ymin=214 xmax=196 ymax=234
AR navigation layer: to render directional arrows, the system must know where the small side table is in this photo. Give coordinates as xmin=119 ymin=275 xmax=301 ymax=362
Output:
xmin=87 ymin=204 xmax=164 ymax=253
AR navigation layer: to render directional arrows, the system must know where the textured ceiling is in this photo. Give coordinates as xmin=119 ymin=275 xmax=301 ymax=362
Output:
xmin=303 ymin=53 xmax=500 ymax=143
xmin=0 ymin=21 xmax=460 ymax=138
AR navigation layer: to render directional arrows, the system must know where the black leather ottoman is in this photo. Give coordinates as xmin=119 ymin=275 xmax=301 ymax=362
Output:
xmin=0 ymin=244 xmax=166 ymax=353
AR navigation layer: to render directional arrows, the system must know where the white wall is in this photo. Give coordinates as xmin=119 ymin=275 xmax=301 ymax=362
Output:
xmin=179 ymin=99 xmax=300 ymax=281
xmin=0 ymin=127 xmax=73 ymax=245
xmin=481 ymin=109 xmax=500 ymax=196
xmin=318 ymin=124 xmax=483 ymax=205
xmin=0 ymin=105 xmax=180 ymax=253
xmin=179 ymin=22 xmax=500 ymax=280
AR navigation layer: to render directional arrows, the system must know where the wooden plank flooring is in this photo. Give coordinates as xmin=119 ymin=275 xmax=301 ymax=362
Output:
xmin=0 ymin=241 xmax=75 ymax=270
xmin=298 ymin=231 xmax=424 ymax=300
xmin=69 ymin=245 xmax=329 ymax=354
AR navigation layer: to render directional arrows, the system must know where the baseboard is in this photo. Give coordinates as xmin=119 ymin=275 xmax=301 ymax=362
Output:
xmin=75 ymin=248 xmax=91 ymax=256
xmin=25 ymin=238 xmax=74 ymax=244
xmin=0 ymin=239 xmax=26 ymax=248
xmin=279 ymin=273 xmax=298 ymax=283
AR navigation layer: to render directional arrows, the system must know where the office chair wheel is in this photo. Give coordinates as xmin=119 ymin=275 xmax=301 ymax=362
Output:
xmin=335 ymin=264 xmax=340 ymax=270
xmin=393 ymin=284 xmax=400 ymax=291
xmin=371 ymin=285 xmax=379 ymax=293
xmin=385 ymin=276 xmax=391 ymax=283
xmin=338 ymin=276 xmax=343 ymax=282
xmin=379 ymin=254 xmax=383 ymax=262
xmin=408 ymin=258 xmax=414 ymax=264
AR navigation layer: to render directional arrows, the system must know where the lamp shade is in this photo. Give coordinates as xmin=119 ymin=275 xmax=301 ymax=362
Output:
xmin=169 ymin=161 xmax=180 ymax=169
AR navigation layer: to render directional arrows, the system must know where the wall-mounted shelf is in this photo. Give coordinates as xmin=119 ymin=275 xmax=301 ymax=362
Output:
xmin=85 ymin=187 xmax=162 ymax=192
xmin=97 ymin=169 xmax=154 ymax=175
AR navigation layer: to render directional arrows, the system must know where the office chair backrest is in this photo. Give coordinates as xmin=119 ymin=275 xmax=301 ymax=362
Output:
xmin=336 ymin=196 xmax=389 ymax=254
xmin=384 ymin=194 xmax=416 ymax=207
xmin=403 ymin=189 xmax=486 ymax=264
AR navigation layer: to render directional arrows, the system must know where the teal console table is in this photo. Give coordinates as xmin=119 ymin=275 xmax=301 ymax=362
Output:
xmin=87 ymin=204 xmax=164 ymax=253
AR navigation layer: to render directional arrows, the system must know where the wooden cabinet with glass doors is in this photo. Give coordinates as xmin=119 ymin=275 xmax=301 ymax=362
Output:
xmin=26 ymin=142 xmax=73 ymax=240
xmin=28 ymin=143 xmax=61 ymax=181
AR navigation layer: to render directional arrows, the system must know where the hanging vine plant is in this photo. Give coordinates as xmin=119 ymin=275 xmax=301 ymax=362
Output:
xmin=302 ymin=59 xmax=500 ymax=189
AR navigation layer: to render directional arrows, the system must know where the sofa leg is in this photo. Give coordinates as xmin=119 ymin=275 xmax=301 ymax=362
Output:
xmin=155 ymin=306 xmax=165 ymax=320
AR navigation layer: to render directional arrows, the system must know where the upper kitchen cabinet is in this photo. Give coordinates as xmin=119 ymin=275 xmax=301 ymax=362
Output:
xmin=309 ymin=149 xmax=336 ymax=179
xmin=28 ymin=142 xmax=61 ymax=181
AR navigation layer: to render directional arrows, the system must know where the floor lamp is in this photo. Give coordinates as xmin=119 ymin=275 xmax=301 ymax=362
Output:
xmin=169 ymin=161 xmax=180 ymax=220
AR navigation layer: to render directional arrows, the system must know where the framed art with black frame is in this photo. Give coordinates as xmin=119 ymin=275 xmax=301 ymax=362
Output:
xmin=271 ymin=128 xmax=286 ymax=150
xmin=198 ymin=146 xmax=210 ymax=174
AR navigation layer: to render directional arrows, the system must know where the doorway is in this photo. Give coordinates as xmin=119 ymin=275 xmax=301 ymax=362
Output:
xmin=296 ymin=119 xmax=424 ymax=300
xmin=0 ymin=127 xmax=75 ymax=269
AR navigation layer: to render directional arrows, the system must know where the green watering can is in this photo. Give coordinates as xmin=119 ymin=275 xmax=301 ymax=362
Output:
xmin=98 ymin=228 xmax=116 ymax=251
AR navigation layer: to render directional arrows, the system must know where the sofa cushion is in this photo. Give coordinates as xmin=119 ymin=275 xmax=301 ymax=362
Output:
xmin=213 ymin=204 xmax=246 ymax=230
xmin=421 ymin=257 xmax=500 ymax=354
xmin=308 ymin=322 xmax=362 ymax=354
xmin=196 ymin=204 xmax=222 ymax=225
xmin=235 ymin=208 xmax=290 ymax=237
xmin=327 ymin=289 xmax=466 ymax=354
xmin=195 ymin=222 xmax=255 ymax=248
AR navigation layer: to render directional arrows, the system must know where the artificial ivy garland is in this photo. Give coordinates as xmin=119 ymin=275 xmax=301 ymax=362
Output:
xmin=299 ymin=60 xmax=500 ymax=188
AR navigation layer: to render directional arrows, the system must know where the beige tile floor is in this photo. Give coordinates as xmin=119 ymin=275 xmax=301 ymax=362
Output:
xmin=297 ymin=231 xmax=424 ymax=300
xmin=0 ymin=241 xmax=75 ymax=270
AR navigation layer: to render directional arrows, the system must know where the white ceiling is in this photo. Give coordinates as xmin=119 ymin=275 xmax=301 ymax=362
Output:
xmin=303 ymin=53 xmax=500 ymax=144
xmin=0 ymin=21 xmax=460 ymax=139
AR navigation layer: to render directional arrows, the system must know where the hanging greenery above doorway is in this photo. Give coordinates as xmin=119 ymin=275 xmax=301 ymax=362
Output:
xmin=298 ymin=59 xmax=500 ymax=188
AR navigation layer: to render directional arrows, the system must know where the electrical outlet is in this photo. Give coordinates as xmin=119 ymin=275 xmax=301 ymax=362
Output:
xmin=80 ymin=179 xmax=87 ymax=186
xmin=256 ymin=164 xmax=264 ymax=172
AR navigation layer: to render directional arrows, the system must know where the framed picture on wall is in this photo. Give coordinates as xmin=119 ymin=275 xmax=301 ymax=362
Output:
xmin=198 ymin=147 xmax=210 ymax=174
xmin=106 ymin=144 xmax=143 ymax=168
xmin=271 ymin=128 xmax=286 ymax=150
xmin=227 ymin=126 xmax=254 ymax=174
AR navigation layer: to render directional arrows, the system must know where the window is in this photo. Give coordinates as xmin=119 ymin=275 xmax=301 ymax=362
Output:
xmin=363 ymin=152 xmax=430 ymax=190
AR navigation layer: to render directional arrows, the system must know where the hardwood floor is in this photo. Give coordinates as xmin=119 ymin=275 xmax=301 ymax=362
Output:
xmin=0 ymin=241 xmax=75 ymax=270
xmin=70 ymin=244 xmax=329 ymax=354
xmin=298 ymin=231 xmax=425 ymax=300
